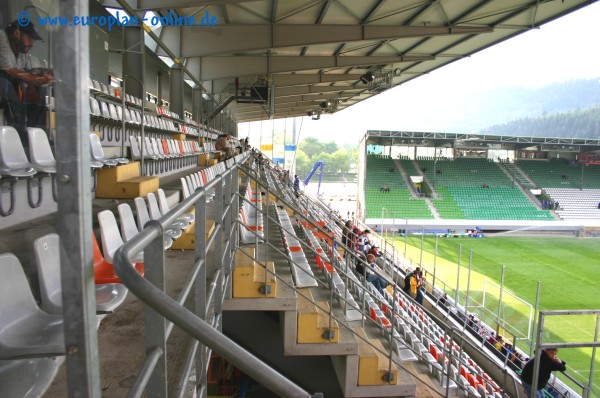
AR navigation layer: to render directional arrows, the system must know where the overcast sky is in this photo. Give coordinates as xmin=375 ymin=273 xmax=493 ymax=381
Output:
xmin=241 ymin=2 xmax=600 ymax=145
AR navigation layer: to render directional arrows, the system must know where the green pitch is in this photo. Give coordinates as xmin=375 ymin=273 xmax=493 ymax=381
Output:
xmin=391 ymin=235 xmax=600 ymax=393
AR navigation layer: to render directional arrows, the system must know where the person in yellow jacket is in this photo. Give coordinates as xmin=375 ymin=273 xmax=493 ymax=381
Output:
xmin=410 ymin=269 xmax=424 ymax=304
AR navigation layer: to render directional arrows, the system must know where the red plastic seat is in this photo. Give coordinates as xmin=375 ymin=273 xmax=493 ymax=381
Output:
xmin=93 ymin=234 xmax=144 ymax=284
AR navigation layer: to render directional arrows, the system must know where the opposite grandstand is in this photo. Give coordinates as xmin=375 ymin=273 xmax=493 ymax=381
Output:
xmin=361 ymin=131 xmax=600 ymax=224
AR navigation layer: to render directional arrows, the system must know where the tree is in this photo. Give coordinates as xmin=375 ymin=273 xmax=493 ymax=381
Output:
xmin=294 ymin=149 xmax=311 ymax=178
xmin=299 ymin=137 xmax=323 ymax=159
xmin=329 ymin=149 xmax=351 ymax=173
xmin=323 ymin=141 xmax=338 ymax=154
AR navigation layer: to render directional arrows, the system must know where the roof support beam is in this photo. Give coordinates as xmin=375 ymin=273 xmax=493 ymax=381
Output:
xmin=275 ymin=84 xmax=362 ymax=97
xmin=156 ymin=24 xmax=492 ymax=57
xmin=272 ymin=73 xmax=363 ymax=87
xmin=196 ymin=55 xmax=433 ymax=81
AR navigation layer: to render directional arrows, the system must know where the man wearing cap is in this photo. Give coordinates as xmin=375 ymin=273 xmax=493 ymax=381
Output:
xmin=0 ymin=19 xmax=53 ymax=146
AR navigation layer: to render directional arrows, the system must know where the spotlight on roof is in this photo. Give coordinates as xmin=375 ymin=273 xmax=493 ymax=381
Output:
xmin=360 ymin=72 xmax=375 ymax=84
xmin=319 ymin=100 xmax=331 ymax=109
xmin=307 ymin=110 xmax=314 ymax=117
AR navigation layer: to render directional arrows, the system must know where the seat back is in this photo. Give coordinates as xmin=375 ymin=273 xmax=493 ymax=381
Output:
xmin=0 ymin=253 xmax=42 ymax=326
xmin=90 ymin=97 xmax=101 ymax=116
xmin=99 ymin=101 xmax=111 ymax=118
xmin=108 ymin=103 xmax=119 ymax=120
xmin=157 ymin=188 xmax=171 ymax=215
xmin=146 ymin=192 xmax=162 ymax=219
xmin=150 ymin=138 xmax=162 ymax=157
xmin=134 ymin=196 xmax=151 ymax=230
xmin=89 ymin=134 xmax=106 ymax=161
xmin=27 ymin=128 xmax=56 ymax=170
xmin=181 ymin=177 xmax=191 ymax=199
xmin=97 ymin=210 xmax=125 ymax=264
xmin=130 ymin=136 xmax=141 ymax=159
xmin=117 ymin=203 xmax=139 ymax=241
xmin=143 ymin=137 xmax=155 ymax=157
xmin=0 ymin=126 xmax=33 ymax=170
xmin=33 ymin=233 xmax=62 ymax=314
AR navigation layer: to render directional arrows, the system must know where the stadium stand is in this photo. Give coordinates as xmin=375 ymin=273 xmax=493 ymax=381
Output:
xmin=365 ymin=155 xmax=433 ymax=219
xmin=544 ymin=188 xmax=600 ymax=220
xmin=517 ymin=159 xmax=600 ymax=189
xmin=416 ymin=157 xmax=554 ymax=220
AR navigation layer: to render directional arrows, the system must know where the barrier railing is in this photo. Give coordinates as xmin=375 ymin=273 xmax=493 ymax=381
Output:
xmin=113 ymin=154 xmax=321 ymax=398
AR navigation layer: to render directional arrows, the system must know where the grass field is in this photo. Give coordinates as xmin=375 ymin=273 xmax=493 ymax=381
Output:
xmin=390 ymin=234 xmax=600 ymax=395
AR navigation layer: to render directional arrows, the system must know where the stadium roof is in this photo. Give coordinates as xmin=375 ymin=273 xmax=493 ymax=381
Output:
xmin=108 ymin=0 xmax=597 ymax=123
xmin=365 ymin=130 xmax=600 ymax=151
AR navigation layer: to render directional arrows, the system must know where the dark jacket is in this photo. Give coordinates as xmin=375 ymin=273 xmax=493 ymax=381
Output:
xmin=520 ymin=350 xmax=566 ymax=389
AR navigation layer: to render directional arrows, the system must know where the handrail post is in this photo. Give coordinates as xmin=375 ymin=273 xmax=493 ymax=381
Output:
xmin=264 ymin=176 xmax=270 ymax=293
xmin=143 ymin=220 xmax=168 ymax=398
xmin=214 ymin=176 xmax=225 ymax=319
xmin=194 ymin=189 xmax=208 ymax=394
xmin=223 ymin=170 xmax=233 ymax=278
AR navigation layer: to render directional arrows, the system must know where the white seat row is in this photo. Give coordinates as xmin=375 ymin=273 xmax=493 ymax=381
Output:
xmin=303 ymin=227 xmax=362 ymax=320
xmin=276 ymin=208 xmax=317 ymax=288
xmin=239 ymin=180 xmax=264 ymax=244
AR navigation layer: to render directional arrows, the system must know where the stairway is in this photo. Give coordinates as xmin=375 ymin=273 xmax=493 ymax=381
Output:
xmin=496 ymin=161 xmax=548 ymax=211
xmin=392 ymin=159 xmax=418 ymax=198
xmin=498 ymin=161 xmax=537 ymax=189
xmin=222 ymin=201 xmax=420 ymax=397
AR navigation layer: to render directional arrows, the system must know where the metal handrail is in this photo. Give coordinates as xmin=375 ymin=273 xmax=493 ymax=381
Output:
xmin=113 ymin=156 xmax=320 ymax=398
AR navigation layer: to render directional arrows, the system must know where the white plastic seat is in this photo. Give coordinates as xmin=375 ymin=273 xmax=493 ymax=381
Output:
xmin=150 ymin=138 xmax=166 ymax=159
xmin=98 ymin=210 xmax=143 ymax=264
xmin=0 ymin=357 xmax=58 ymax=398
xmin=147 ymin=192 xmax=190 ymax=229
xmin=157 ymin=188 xmax=194 ymax=222
xmin=27 ymin=128 xmax=56 ymax=173
xmin=134 ymin=196 xmax=181 ymax=239
xmin=0 ymin=253 xmax=65 ymax=359
xmin=89 ymin=97 xmax=101 ymax=116
xmin=95 ymin=284 xmax=129 ymax=313
xmin=130 ymin=136 xmax=142 ymax=160
xmin=0 ymin=126 xmax=37 ymax=177
xmin=118 ymin=203 xmax=172 ymax=250
xmin=33 ymin=234 xmax=62 ymax=314
xmin=142 ymin=137 xmax=160 ymax=160
xmin=33 ymin=233 xmax=131 ymax=314
xmin=181 ymin=177 xmax=191 ymax=199
xmin=89 ymin=134 xmax=128 ymax=165
xmin=99 ymin=101 xmax=111 ymax=118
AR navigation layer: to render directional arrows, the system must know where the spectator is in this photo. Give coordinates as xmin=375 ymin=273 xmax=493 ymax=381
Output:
xmin=365 ymin=254 xmax=389 ymax=295
xmin=368 ymin=244 xmax=382 ymax=258
xmin=403 ymin=268 xmax=416 ymax=293
xmin=520 ymin=348 xmax=566 ymax=398
xmin=0 ymin=20 xmax=53 ymax=148
xmin=293 ymin=175 xmax=300 ymax=198
xmin=439 ymin=293 xmax=447 ymax=306
xmin=411 ymin=269 xmax=424 ymax=304
xmin=215 ymin=134 xmax=234 ymax=159
xmin=356 ymin=229 xmax=371 ymax=254
xmin=341 ymin=220 xmax=353 ymax=254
